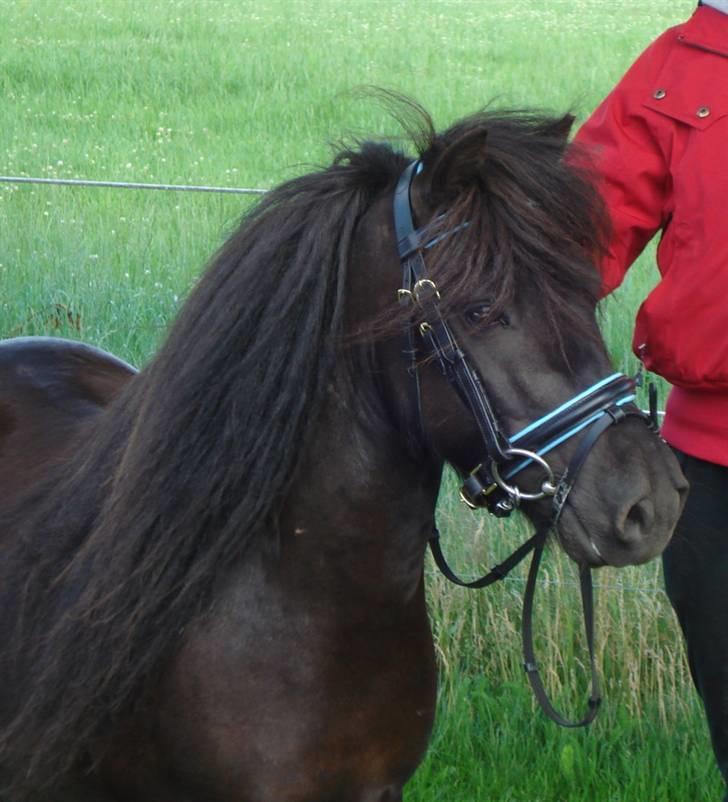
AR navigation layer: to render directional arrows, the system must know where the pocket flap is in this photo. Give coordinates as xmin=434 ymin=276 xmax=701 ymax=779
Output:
xmin=643 ymin=47 xmax=728 ymax=130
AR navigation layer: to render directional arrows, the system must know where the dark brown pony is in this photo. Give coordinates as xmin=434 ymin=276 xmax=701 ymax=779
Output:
xmin=0 ymin=103 xmax=686 ymax=802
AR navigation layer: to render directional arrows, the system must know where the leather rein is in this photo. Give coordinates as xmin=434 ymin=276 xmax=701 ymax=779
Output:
xmin=393 ymin=160 xmax=657 ymax=727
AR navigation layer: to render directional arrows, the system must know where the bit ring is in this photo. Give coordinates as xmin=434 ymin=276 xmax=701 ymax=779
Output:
xmin=491 ymin=448 xmax=556 ymax=502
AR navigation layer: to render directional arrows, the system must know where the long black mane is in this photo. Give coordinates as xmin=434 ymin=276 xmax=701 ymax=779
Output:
xmin=0 ymin=99 xmax=606 ymax=794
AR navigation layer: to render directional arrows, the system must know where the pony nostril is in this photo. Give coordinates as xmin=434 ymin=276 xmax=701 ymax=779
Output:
xmin=618 ymin=497 xmax=655 ymax=543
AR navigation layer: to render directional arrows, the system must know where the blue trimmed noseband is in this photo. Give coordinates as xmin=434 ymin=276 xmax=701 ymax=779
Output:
xmin=503 ymin=373 xmax=637 ymax=480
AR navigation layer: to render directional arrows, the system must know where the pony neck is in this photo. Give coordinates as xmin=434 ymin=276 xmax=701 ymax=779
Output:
xmin=275 ymin=381 xmax=442 ymax=607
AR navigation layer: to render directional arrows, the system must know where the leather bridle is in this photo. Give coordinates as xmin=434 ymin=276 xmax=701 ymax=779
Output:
xmin=393 ymin=160 xmax=657 ymax=727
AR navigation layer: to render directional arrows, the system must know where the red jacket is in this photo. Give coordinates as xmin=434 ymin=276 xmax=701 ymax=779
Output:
xmin=575 ymin=4 xmax=728 ymax=467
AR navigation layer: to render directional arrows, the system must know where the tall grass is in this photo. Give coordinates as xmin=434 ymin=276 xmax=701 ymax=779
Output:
xmin=1 ymin=1 xmax=719 ymax=799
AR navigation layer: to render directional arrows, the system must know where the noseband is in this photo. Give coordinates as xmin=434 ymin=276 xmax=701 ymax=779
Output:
xmin=393 ymin=160 xmax=656 ymax=727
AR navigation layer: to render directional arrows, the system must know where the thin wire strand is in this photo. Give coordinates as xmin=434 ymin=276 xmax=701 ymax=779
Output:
xmin=0 ymin=175 xmax=267 ymax=195
xmin=425 ymin=566 xmax=668 ymax=595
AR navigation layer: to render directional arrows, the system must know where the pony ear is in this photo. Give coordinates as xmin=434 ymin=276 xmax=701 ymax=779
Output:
xmin=542 ymin=113 xmax=575 ymax=143
xmin=425 ymin=127 xmax=489 ymax=205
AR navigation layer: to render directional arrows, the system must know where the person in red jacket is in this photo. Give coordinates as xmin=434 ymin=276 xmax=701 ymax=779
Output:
xmin=575 ymin=1 xmax=728 ymax=796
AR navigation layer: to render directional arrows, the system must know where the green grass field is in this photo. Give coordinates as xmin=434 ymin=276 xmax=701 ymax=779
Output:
xmin=1 ymin=1 xmax=720 ymax=799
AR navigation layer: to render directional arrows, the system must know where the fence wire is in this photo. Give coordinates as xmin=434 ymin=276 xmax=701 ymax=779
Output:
xmin=0 ymin=175 xmax=266 ymax=195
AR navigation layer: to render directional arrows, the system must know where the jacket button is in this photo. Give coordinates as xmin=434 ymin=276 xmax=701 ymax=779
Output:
xmin=697 ymin=106 xmax=710 ymax=118
xmin=653 ymin=88 xmax=667 ymax=100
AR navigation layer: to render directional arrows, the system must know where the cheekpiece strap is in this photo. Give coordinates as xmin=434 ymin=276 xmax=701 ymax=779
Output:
xmin=393 ymin=161 xmax=512 ymax=463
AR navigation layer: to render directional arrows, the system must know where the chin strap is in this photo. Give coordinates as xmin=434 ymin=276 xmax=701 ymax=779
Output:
xmin=519 ymin=411 xmax=618 ymax=727
xmin=429 ymin=406 xmax=644 ymax=727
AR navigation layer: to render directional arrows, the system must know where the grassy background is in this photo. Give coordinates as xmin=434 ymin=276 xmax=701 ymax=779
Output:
xmin=1 ymin=1 xmax=719 ymax=800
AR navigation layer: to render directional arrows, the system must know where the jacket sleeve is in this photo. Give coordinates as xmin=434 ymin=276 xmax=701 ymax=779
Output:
xmin=574 ymin=51 xmax=671 ymax=295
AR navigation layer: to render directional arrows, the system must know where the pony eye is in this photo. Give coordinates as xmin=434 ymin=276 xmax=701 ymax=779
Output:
xmin=465 ymin=304 xmax=491 ymax=325
xmin=464 ymin=303 xmax=509 ymax=328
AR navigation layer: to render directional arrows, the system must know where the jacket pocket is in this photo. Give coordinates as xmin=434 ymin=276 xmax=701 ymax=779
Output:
xmin=634 ymin=264 xmax=728 ymax=391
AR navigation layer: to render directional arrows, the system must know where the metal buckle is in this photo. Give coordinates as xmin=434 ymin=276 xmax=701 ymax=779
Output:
xmin=412 ymin=279 xmax=440 ymax=305
xmin=458 ymin=463 xmax=498 ymax=509
xmin=397 ymin=288 xmax=413 ymax=305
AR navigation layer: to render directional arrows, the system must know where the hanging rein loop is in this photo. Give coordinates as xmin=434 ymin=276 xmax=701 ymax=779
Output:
xmin=393 ymin=160 xmax=656 ymax=727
